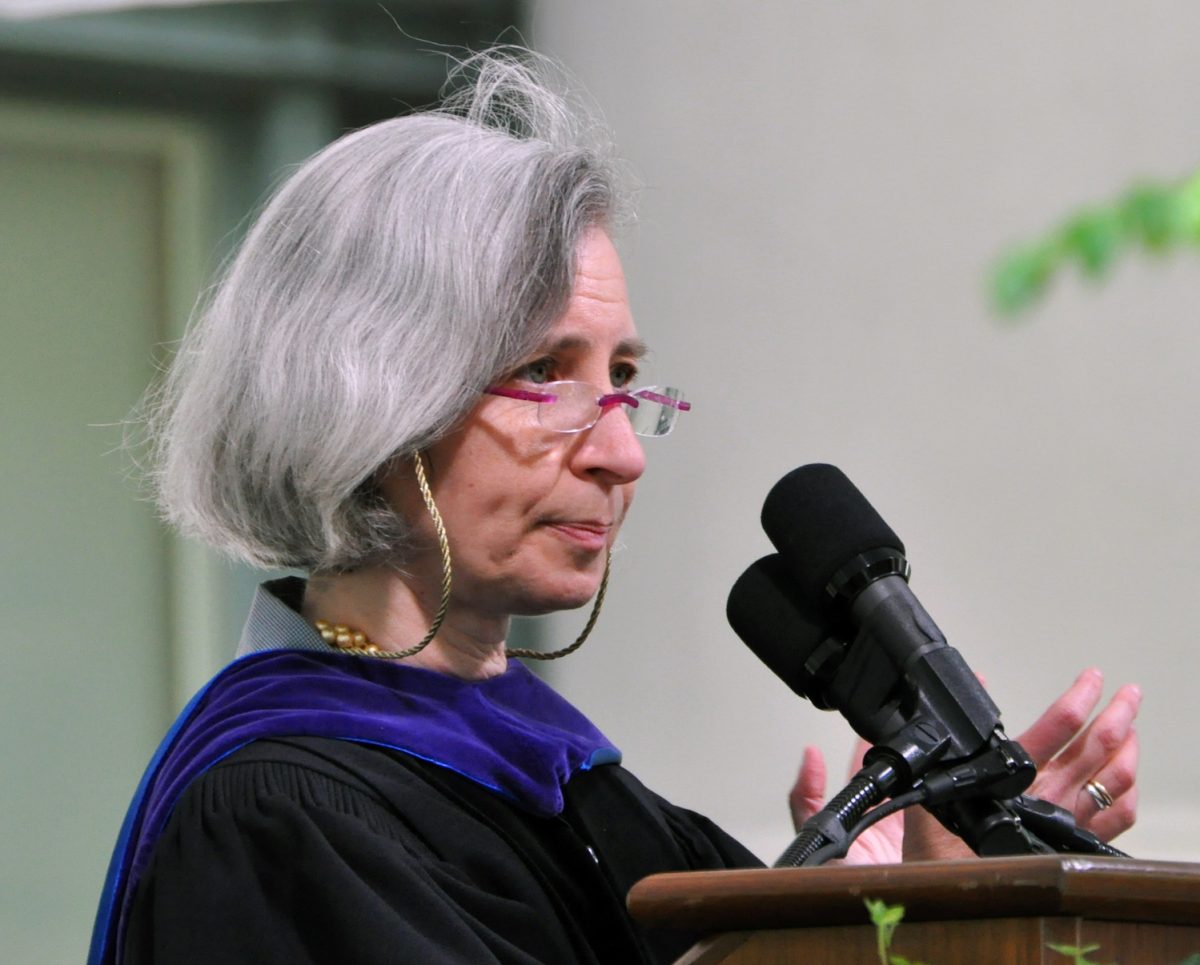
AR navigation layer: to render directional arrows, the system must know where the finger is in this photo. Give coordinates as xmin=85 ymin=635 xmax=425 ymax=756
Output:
xmin=788 ymin=745 xmax=827 ymax=832
xmin=1016 ymin=668 xmax=1105 ymax=767
xmin=844 ymin=737 xmax=872 ymax=783
xmin=1075 ymin=729 xmax=1139 ymax=824
xmin=1049 ymin=683 xmax=1141 ymax=789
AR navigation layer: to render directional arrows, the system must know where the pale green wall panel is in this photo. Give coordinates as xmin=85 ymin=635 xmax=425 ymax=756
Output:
xmin=0 ymin=101 xmax=217 ymax=965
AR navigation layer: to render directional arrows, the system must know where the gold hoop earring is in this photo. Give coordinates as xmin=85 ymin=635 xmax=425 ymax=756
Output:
xmin=506 ymin=548 xmax=611 ymax=661
xmin=316 ymin=451 xmax=451 ymax=660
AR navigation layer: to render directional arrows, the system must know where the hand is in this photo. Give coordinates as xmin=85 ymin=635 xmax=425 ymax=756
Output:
xmin=790 ymin=741 xmax=947 ymax=864
xmin=1016 ymin=668 xmax=1140 ymax=843
xmin=789 ymin=742 xmax=909 ymax=865
xmin=787 ymin=669 xmax=1141 ymax=863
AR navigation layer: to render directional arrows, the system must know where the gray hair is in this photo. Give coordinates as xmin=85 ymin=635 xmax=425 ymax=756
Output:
xmin=144 ymin=50 xmax=627 ymax=571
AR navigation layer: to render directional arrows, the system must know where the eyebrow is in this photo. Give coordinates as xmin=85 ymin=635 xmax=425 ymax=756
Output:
xmin=540 ymin=334 xmax=649 ymax=359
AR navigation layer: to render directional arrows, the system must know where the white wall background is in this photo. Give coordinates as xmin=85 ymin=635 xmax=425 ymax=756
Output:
xmin=530 ymin=1 xmax=1200 ymax=862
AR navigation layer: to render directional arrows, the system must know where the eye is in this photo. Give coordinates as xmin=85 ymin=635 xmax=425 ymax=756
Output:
xmin=518 ymin=357 xmax=557 ymax=385
xmin=611 ymin=362 xmax=639 ymax=390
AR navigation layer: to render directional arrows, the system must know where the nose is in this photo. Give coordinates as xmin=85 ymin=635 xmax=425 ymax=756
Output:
xmin=570 ymin=402 xmax=646 ymax=485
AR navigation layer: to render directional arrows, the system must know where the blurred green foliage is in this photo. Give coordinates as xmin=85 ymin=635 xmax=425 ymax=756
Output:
xmin=866 ymin=898 xmax=1200 ymax=963
xmin=865 ymin=899 xmax=930 ymax=965
xmin=991 ymin=168 xmax=1200 ymax=316
xmin=1047 ymin=943 xmax=1108 ymax=965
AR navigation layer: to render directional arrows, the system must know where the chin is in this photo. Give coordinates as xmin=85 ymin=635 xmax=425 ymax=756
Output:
xmin=511 ymin=575 xmax=603 ymax=616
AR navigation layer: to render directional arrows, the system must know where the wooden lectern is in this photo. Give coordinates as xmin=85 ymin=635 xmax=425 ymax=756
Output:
xmin=628 ymin=856 xmax=1200 ymax=964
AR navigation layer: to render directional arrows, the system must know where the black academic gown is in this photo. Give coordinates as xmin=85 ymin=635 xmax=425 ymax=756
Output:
xmin=123 ymin=736 xmax=762 ymax=965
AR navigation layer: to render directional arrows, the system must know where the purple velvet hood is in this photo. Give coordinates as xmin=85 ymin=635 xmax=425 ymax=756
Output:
xmin=88 ymin=648 xmax=620 ymax=965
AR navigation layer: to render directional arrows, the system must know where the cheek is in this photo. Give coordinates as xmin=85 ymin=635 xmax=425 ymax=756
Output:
xmin=618 ymin=481 xmax=638 ymax=520
xmin=425 ymin=413 xmax=576 ymax=549
xmin=441 ymin=462 xmax=557 ymax=542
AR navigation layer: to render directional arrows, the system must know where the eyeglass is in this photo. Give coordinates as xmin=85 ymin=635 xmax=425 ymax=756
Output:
xmin=485 ymin=381 xmax=692 ymax=437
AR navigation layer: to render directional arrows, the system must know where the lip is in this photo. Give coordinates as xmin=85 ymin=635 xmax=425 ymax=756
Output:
xmin=542 ymin=519 xmax=612 ymax=552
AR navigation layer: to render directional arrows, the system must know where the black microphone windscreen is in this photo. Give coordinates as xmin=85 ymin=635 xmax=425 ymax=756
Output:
xmin=761 ymin=464 xmax=905 ymax=606
xmin=726 ymin=554 xmax=830 ymax=701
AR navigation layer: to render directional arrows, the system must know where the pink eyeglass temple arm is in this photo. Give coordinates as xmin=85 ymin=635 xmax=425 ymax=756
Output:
xmin=485 ymin=386 xmax=641 ymax=408
xmin=485 ymin=387 xmax=559 ymax=404
xmin=633 ymin=389 xmax=692 ymax=411
xmin=485 ymin=386 xmax=692 ymax=411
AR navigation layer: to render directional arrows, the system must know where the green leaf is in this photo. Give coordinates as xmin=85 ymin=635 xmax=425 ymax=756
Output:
xmin=1046 ymin=942 xmax=1103 ymax=964
xmin=1175 ymin=172 xmax=1200 ymax=241
xmin=865 ymin=897 xmax=905 ymax=927
xmin=991 ymin=242 xmax=1057 ymax=315
xmin=1061 ymin=209 xmax=1121 ymax=276
xmin=1122 ymin=184 xmax=1177 ymax=249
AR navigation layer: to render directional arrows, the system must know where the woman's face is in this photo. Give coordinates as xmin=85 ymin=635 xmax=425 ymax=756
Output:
xmin=383 ymin=227 xmax=647 ymax=621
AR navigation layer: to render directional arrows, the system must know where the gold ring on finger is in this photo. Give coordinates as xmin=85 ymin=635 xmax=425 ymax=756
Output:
xmin=1084 ymin=779 xmax=1114 ymax=811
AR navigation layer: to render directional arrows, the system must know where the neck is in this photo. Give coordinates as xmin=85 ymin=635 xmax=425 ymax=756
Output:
xmin=300 ymin=566 xmax=509 ymax=680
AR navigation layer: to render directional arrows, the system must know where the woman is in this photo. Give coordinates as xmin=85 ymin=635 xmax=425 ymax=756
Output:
xmin=90 ymin=51 xmax=1139 ymax=965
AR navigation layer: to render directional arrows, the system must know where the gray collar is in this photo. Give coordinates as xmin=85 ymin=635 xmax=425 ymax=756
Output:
xmin=235 ymin=577 xmax=330 ymax=658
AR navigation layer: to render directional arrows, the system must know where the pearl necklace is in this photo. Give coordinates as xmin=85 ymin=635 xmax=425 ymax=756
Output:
xmin=314 ymin=619 xmax=383 ymax=657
